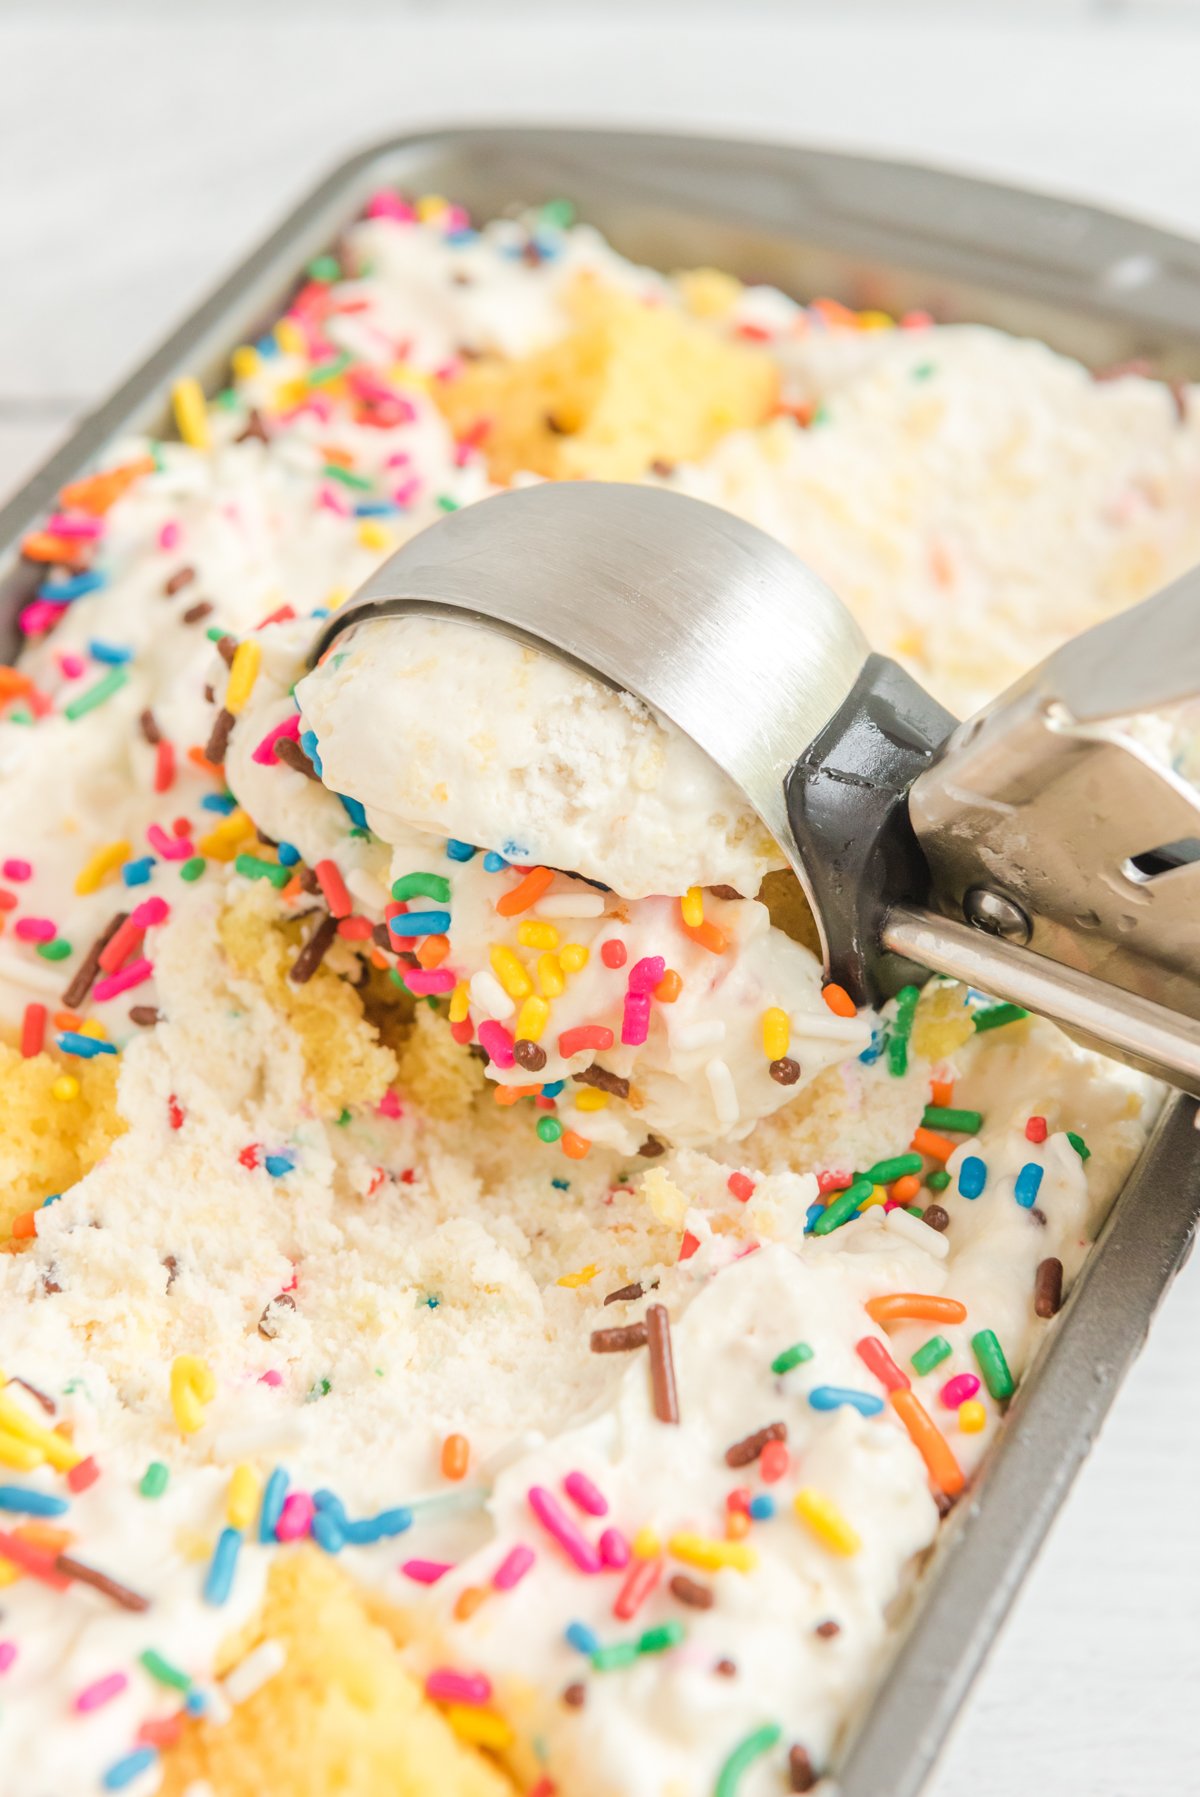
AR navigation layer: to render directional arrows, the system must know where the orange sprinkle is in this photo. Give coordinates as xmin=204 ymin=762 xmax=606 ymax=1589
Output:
xmin=14 ymin=1521 xmax=73 ymax=1554
xmin=682 ymin=920 xmax=728 ymax=956
xmin=0 ymin=669 xmax=33 ymax=704
xmin=725 ymin=1508 xmax=751 ymax=1540
xmin=281 ymin=875 xmax=304 ymax=904
xmin=53 ymin=1011 xmax=81 ymax=1032
xmin=911 ymin=1127 xmax=955 ymax=1163
xmin=369 ymin=948 xmax=389 ymax=971
xmin=454 ymin=1586 xmax=488 ymax=1622
xmin=560 ymin=1130 xmax=591 ymax=1160
xmin=59 ymin=456 xmax=155 ymax=515
xmin=320 ymin=445 xmax=354 ymax=468
xmin=441 ymin=1433 xmax=469 ymax=1480
xmin=654 ymin=969 xmax=683 ymax=1003
xmin=186 ymin=746 xmax=225 ymax=781
xmin=495 ymin=865 xmax=554 ymax=917
xmin=416 ymin=933 xmax=450 ymax=969
xmin=930 ymin=1078 xmax=954 ymax=1109
xmin=10 ymin=1213 xmax=36 ymax=1240
xmin=493 ymin=1084 xmax=540 ymax=1106
xmin=866 ymin=1293 xmax=968 ymax=1326
xmin=20 ymin=533 xmax=90 ymax=569
xmin=336 ymin=916 xmax=374 ymax=942
xmin=890 ymin=1389 xmax=965 ymax=1496
xmin=891 ymin=1175 xmax=922 ymax=1203
xmin=822 ymin=983 xmax=857 ymax=1018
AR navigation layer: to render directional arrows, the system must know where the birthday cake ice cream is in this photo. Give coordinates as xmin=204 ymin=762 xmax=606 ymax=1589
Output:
xmin=0 ymin=192 xmax=1193 ymax=1797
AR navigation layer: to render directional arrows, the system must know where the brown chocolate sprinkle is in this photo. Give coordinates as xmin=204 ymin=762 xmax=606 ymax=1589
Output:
xmin=258 ymin=1292 xmax=297 ymax=1339
xmin=162 ymin=1254 xmax=179 ymax=1291
xmin=724 ymin=1421 xmax=787 ymax=1468
xmin=544 ymin=412 xmax=571 ymax=436
xmin=573 ymin=1064 xmax=630 ymax=1101
xmin=562 ymin=1682 xmax=587 ymax=1708
xmin=590 ymin=1322 xmax=649 ymax=1354
xmin=650 ymin=459 xmax=675 ymax=478
xmin=205 ymin=707 xmax=235 ymax=766
xmin=513 ymin=1038 xmax=548 ymax=1073
xmin=814 ymin=1619 xmax=840 ymax=1639
xmin=215 ymin=635 xmax=238 ymax=667
xmin=41 ymin=1269 xmax=62 ymax=1296
xmin=637 ymin=1136 xmax=666 ymax=1158
xmin=1034 ymin=1256 xmax=1064 ymax=1319
xmin=1029 ymin=1206 xmax=1048 ymax=1228
xmin=371 ymin=921 xmax=394 ymax=954
xmin=297 ymin=865 xmax=320 ymax=894
xmin=10 ymin=1376 xmax=55 ymax=1415
xmin=646 ymin=1303 xmax=679 ymax=1425
xmin=128 ymin=1005 xmax=161 ymax=1027
xmin=235 ymin=409 xmax=269 ymax=444
xmin=934 ymin=1490 xmax=957 ymax=1519
xmin=668 ymin=1574 xmax=713 ymax=1609
xmin=922 ymin=1203 xmax=950 ymax=1233
xmin=182 ymin=600 xmax=214 ymax=625
xmin=203 ymin=683 xmax=216 ymax=704
xmin=769 ymin=1056 xmax=801 ymax=1086
xmin=274 ymin=736 xmax=321 ymax=781
xmin=290 ymin=912 xmax=338 ymax=985
xmin=713 ymin=1657 xmax=737 ymax=1677
xmin=603 ymin=1281 xmax=644 ymax=1307
xmin=138 ymin=708 xmax=162 ymax=745
xmin=163 ymin=566 xmax=195 ymax=596
xmin=55 ymin=1553 xmax=150 ymax=1612
xmin=62 ymin=911 xmax=129 ymax=1010
xmin=708 ymin=884 xmax=742 ymax=901
xmin=788 ymin=1744 xmax=816 ymax=1792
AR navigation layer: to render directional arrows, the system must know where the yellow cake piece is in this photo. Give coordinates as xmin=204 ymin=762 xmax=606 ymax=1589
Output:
xmin=161 ymin=1549 xmax=516 ymax=1797
xmin=394 ymin=1002 xmax=487 ymax=1122
xmin=436 ymin=275 xmax=779 ymax=483
xmin=0 ymin=1043 xmax=124 ymax=1238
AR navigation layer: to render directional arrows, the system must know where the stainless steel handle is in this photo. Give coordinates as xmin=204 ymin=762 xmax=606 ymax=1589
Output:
xmin=882 ymin=903 xmax=1200 ymax=1095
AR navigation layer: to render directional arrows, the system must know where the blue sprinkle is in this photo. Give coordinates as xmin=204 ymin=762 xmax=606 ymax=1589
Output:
xmin=502 ymin=840 xmax=529 ymax=860
xmin=958 ymin=1155 xmax=988 ymax=1200
xmin=1014 ymin=1162 xmax=1045 ymax=1208
xmin=310 ymin=606 xmax=330 ymax=619
xmin=259 ymin=1466 xmax=289 ymax=1542
xmin=264 ymin=1154 xmax=295 ymax=1177
xmin=566 ymin=1620 xmax=600 ymax=1655
xmin=299 ymin=729 xmax=324 ymax=776
xmin=254 ymin=333 xmax=280 ymax=357
xmin=277 ymin=841 xmax=301 ymax=867
xmin=102 ymin=1748 xmax=158 ymax=1790
xmin=88 ymin=639 xmax=133 ymax=665
xmin=804 ymin=1201 xmax=826 ymax=1234
xmin=551 ymin=1177 xmax=570 ymax=1191
xmin=56 ymin=1031 xmax=117 ymax=1059
xmin=200 ymin=792 xmax=237 ymax=814
xmin=41 ymin=1194 xmax=61 ymax=1207
xmin=121 ymin=856 xmax=155 ymax=887
xmin=39 ymin=571 xmax=106 ymax=603
xmin=445 ymin=839 xmax=477 ymax=862
xmin=203 ymin=1526 xmax=242 ymax=1605
xmin=344 ymin=1505 xmax=412 ymax=1544
xmin=389 ymin=910 xmax=450 ymax=937
xmin=858 ymin=1028 xmax=884 ymax=1065
xmin=482 ymin=851 xmax=509 ymax=873
xmin=337 ymin=792 xmax=368 ymax=829
xmin=0 ymin=1484 xmax=69 ymax=1516
xmin=311 ymin=1508 xmax=346 ymax=1553
xmin=353 ymin=500 xmax=399 ymax=517
xmin=748 ymin=1494 xmax=776 ymax=1520
xmin=808 ymin=1385 xmax=885 ymax=1417
xmin=541 ymin=1080 xmax=564 ymax=1099
xmin=444 ymin=228 xmax=479 ymax=246
xmin=184 ymin=1688 xmax=207 ymax=1715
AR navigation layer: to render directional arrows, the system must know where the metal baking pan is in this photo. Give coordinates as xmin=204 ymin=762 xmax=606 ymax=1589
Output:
xmin=1 ymin=127 xmax=1198 ymax=1797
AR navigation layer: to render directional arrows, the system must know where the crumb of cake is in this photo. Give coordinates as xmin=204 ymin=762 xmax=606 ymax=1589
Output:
xmin=0 ymin=1042 xmax=125 ymax=1238
xmin=218 ymin=889 xmax=396 ymax=1116
xmin=394 ymin=1001 xmax=487 ymax=1121
xmin=435 ymin=275 xmax=778 ymax=482
xmin=160 ymin=1549 xmax=515 ymax=1797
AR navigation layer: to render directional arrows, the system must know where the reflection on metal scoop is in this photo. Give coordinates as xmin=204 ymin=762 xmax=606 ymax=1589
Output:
xmin=312 ymin=482 xmax=1200 ymax=1095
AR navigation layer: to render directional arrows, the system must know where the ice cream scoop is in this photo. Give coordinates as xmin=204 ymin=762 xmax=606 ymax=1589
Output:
xmin=312 ymin=482 xmax=1200 ymax=1095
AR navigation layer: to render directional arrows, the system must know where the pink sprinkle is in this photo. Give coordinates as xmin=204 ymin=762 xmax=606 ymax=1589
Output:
xmin=620 ymin=989 xmax=650 ymax=1047
xmin=259 ymin=1370 xmax=283 ymax=1386
xmin=492 ymin=1544 xmax=535 ymax=1591
xmin=275 ymin=1491 xmax=314 ymax=1542
xmin=67 ymin=1455 xmax=101 ymax=1494
xmin=158 ymin=521 xmax=182 ymax=551
xmin=563 ymin=1470 xmax=608 ymax=1518
xmin=366 ymin=190 xmax=416 ymax=222
xmin=2 ymin=860 xmax=31 ymax=882
xmin=404 ymin=968 xmax=456 ymax=997
xmin=385 ymin=450 xmax=413 ymax=468
xmin=628 ymin=956 xmax=665 ymax=994
xmin=18 ymin=600 xmax=67 ymax=636
xmin=940 ymin=1373 xmax=981 ymax=1410
xmin=252 ymin=714 xmax=302 ymax=766
xmin=47 ymin=514 xmax=104 ymax=539
xmin=477 ymin=1020 xmax=516 ymax=1068
xmin=92 ymin=957 xmax=153 ymax=1002
xmin=15 ymin=917 xmax=55 ymax=943
xmin=0 ymin=1642 xmax=16 ymax=1675
xmin=146 ymin=824 xmax=191 ymax=861
xmin=75 ymin=1670 xmax=127 ymax=1711
xmin=425 ymin=1668 xmax=492 ymax=1706
xmin=598 ymin=1527 xmax=630 ymax=1569
xmin=527 ymin=1484 xmax=602 ymax=1574
xmin=317 ymin=485 xmax=351 ymax=517
xmin=58 ymin=653 xmax=85 ymax=680
xmin=392 ymin=477 xmax=423 ymax=507
xmin=402 ymin=1558 xmax=455 ymax=1585
xmin=132 ymin=897 xmax=169 ymax=929
xmin=376 ymin=1089 xmax=403 ymax=1118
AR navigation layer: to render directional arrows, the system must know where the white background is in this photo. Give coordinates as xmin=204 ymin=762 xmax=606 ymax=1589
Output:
xmin=2 ymin=4 xmax=1198 ymax=1792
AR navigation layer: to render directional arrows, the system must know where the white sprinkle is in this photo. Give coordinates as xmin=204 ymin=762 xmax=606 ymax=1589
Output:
xmin=884 ymin=1205 xmax=950 ymax=1260
xmin=211 ymin=1413 xmax=309 ymax=1462
xmin=346 ymin=866 xmax=388 ymax=909
xmin=673 ymin=1019 xmax=726 ymax=1052
xmin=705 ymin=1057 xmax=740 ymax=1130
xmin=534 ymin=892 xmax=605 ymax=919
xmin=199 ymin=1683 xmax=232 ymax=1728
xmin=791 ymin=1010 xmax=873 ymax=1043
xmin=469 ymin=969 xmax=515 ymax=1020
xmin=222 ymin=1638 xmax=287 ymax=1706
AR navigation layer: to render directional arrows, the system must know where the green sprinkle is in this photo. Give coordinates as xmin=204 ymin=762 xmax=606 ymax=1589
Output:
xmin=336 ymin=1108 xmax=352 ymax=1127
xmin=926 ymin=1169 xmax=951 ymax=1192
xmin=139 ymin=1648 xmax=191 ymax=1692
xmin=322 ymin=462 xmax=372 ymax=490
xmin=1067 ymin=1131 xmax=1091 ymax=1162
xmin=922 ymin=1105 xmax=983 ymax=1134
xmin=305 ymin=1377 xmax=332 ymax=1403
xmin=387 ymin=968 xmax=406 ymax=989
xmin=204 ymin=626 xmax=227 ymax=643
xmin=972 ymin=1003 xmax=1028 ymax=1033
xmin=391 ymin=872 xmax=451 ymax=904
xmin=771 ymin=1341 xmax=814 ymax=1375
xmin=886 ymin=985 xmax=920 ymax=1076
xmin=215 ymin=387 xmax=239 ymax=411
xmin=591 ymin=1641 xmax=640 ymax=1671
xmin=539 ymin=198 xmax=576 ymax=229
xmin=911 ymin=1335 xmax=952 ymax=1376
xmin=912 ymin=361 xmax=936 ymax=380
xmin=715 ymin=1723 xmax=783 ymax=1797
xmin=637 ymin=1621 xmax=685 ymax=1655
xmin=536 ymin=1116 xmax=563 ymax=1144
xmin=36 ymin=938 xmax=72 ymax=961
xmin=179 ymin=856 xmax=206 ymax=882
xmin=64 ymin=668 xmax=128 ymax=721
xmin=435 ymin=495 xmax=460 ymax=512
xmin=971 ymin=1328 xmax=1014 ymax=1401
xmin=139 ymin=1461 xmax=169 ymax=1498
xmin=863 ymin=1151 xmax=923 ymax=1186
xmin=307 ymin=254 xmax=341 ymax=283
xmin=234 ymin=853 xmax=290 ymax=889
xmin=8 ymin=707 xmax=32 ymax=725
xmin=812 ymin=1177 xmax=874 ymax=1236
xmin=308 ymin=351 xmax=352 ymax=386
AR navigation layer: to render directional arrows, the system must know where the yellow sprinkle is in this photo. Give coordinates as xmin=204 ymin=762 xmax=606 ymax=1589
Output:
xmin=272 ymin=377 xmax=308 ymax=410
xmin=273 ymin=318 xmax=307 ymax=356
xmin=174 ymin=1527 xmax=213 ymax=1564
xmin=0 ymin=1395 xmax=78 ymax=1470
xmin=0 ymin=1557 xmax=22 ymax=1586
xmin=224 ymin=640 xmax=262 ymax=717
xmin=794 ymin=1487 xmax=861 ymax=1556
xmin=197 ymin=811 xmax=256 ymax=862
xmin=171 ymin=377 xmax=211 ymax=451
xmin=573 ymin=1088 xmax=608 ymax=1112
xmin=517 ymin=920 xmax=559 ymax=951
xmin=681 ymin=886 xmax=704 ymax=928
xmin=230 ymin=345 xmax=259 ymax=382
xmin=444 ymin=1704 xmax=514 ymax=1750
xmin=51 ymin=1075 xmax=80 ymax=1103
xmin=857 ymin=309 xmax=895 ymax=331
xmin=227 ymin=1463 xmax=261 ymax=1531
xmin=489 ymin=944 xmax=532 ymax=1001
xmin=857 ymin=1185 xmax=888 ymax=1212
xmin=762 ymin=1005 xmax=790 ymax=1061
xmin=357 ymin=521 xmax=393 ymax=553
xmin=516 ymin=995 xmax=549 ymax=1042
xmin=170 ymin=1355 xmax=216 ymax=1436
xmin=631 ymin=1527 xmax=661 ymax=1560
xmin=537 ymin=953 xmax=565 ymax=999
xmin=448 ymin=981 xmax=471 ymax=1025
xmin=559 ymin=943 xmax=588 ymax=975
xmin=556 ymin=1264 xmax=599 ymax=1289
xmin=387 ymin=361 xmax=432 ymax=395
xmin=958 ymin=1400 xmax=987 ymax=1434
xmin=74 ymin=839 xmax=132 ymax=897
xmin=0 ymin=1430 xmax=45 ymax=1471
xmin=79 ymin=1020 xmax=107 ymax=1041
xmin=416 ymin=193 xmax=448 ymax=222
xmin=667 ymin=1532 xmax=758 ymax=1573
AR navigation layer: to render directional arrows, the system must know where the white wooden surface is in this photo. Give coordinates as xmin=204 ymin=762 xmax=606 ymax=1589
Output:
xmin=2 ymin=7 xmax=1198 ymax=1792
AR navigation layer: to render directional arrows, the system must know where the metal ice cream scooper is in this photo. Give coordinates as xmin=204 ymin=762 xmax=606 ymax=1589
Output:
xmin=311 ymin=482 xmax=1200 ymax=1095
